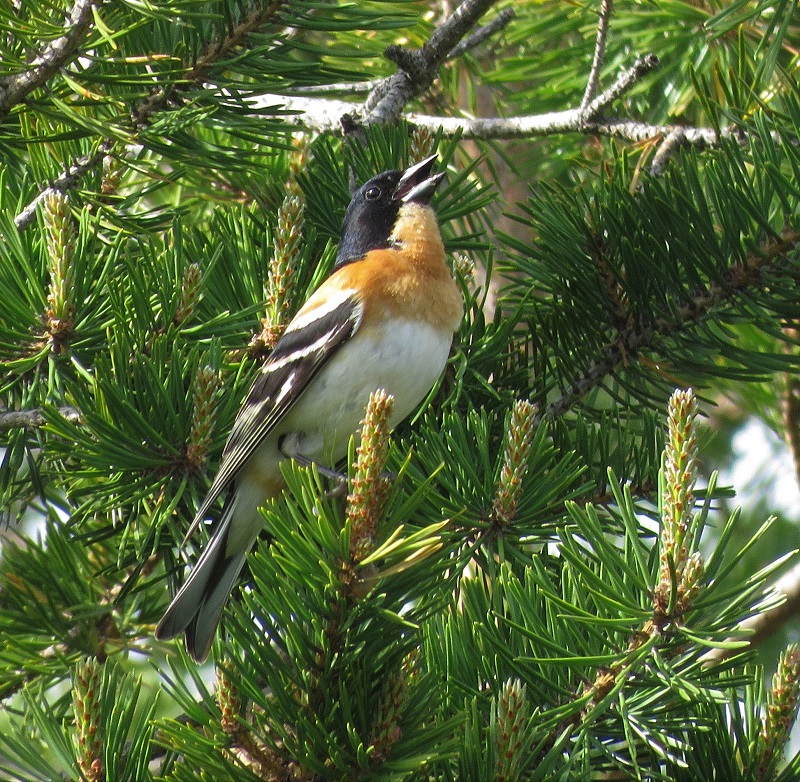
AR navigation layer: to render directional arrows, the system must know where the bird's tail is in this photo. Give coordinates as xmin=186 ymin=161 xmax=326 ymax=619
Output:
xmin=155 ymin=494 xmax=251 ymax=663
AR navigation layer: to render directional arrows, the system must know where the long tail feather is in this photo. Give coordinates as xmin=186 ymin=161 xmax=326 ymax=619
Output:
xmin=156 ymin=494 xmax=252 ymax=662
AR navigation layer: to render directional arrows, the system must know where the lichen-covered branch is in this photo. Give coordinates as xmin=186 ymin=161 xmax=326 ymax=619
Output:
xmin=0 ymin=406 xmax=82 ymax=431
xmin=580 ymin=0 xmax=614 ymax=115
xmin=0 ymin=0 xmax=99 ymax=122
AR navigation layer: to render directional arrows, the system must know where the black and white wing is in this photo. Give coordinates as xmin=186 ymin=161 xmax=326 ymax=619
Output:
xmin=191 ymin=291 xmax=364 ymax=528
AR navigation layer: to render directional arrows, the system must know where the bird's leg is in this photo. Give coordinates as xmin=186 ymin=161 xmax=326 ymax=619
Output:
xmin=291 ymin=453 xmax=349 ymax=495
xmin=290 ymin=454 xmax=397 ymax=498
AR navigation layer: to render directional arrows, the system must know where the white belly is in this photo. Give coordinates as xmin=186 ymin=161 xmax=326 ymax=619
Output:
xmin=276 ymin=318 xmax=452 ymax=463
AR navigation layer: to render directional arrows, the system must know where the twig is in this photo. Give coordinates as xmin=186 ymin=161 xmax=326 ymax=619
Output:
xmin=580 ymin=0 xmax=614 ymax=116
xmin=448 ymin=7 xmax=515 ymax=59
xmin=289 ymin=7 xmax=514 ymax=99
xmin=584 ymin=53 xmax=660 ymax=118
xmin=14 ymin=140 xmax=114 ymax=230
xmin=0 ymin=406 xmax=82 ymax=431
xmin=364 ymin=0 xmax=500 ymax=125
xmin=650 ymin=128 xmax=687 ymax=176
xmin=0 ymin=0 xmax=99 ymax=122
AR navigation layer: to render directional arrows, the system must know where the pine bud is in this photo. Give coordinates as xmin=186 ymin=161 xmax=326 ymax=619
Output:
xmin=410 ymin=126 xmax=436 ymax=164
xmin=287 ymin=134 xmax=312 ymax=197
xmin=756 ymin=645 xmax=800 ymax=781
xmin=174 ymin=262 xmax=203 ymax=326
xmin=654 ymin=388 xmax=703 ymax=619
xmin=663 ymin=388 xmax=698 ymax=553
xmin=73 ymin=657 xmax=105 ymax=782
xmin=495 ymin=678 xmax=528 ymax=782
xmin=101 ymin=154 xmax=122 ymax=197
xmin=492 ymin=399 xmax=536 ymax=525
xmin=186 ymin=365 xmax=222 ymax=471
xmin=347 ymin=389 xmax=394 ymax=560
xmin=44 ymin=191 xmax=77 ymax=352
xmin=217 ymin=663 xmax=243 ymax=735
xmin=261 ymin=193 xmax=305 ymax=349
xmin=452 ymin=251 xmax=476 ymax=282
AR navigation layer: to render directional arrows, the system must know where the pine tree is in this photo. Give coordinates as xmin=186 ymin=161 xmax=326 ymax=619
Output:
xmin=2 ymin=0 xmax=800 ymax=779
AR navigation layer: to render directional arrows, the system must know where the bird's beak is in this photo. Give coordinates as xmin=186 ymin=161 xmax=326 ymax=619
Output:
xmin=393 ymin=154 xmax=445 ymax=204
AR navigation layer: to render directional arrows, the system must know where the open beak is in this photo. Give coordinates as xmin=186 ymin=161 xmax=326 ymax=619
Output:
xmin=393 ymin=154 xmax=445 ymax=204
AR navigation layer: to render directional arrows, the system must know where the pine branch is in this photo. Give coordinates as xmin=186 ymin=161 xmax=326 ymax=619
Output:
xmin=0 ymin=406 xmax=82 ymax=431
xmin=539 ymin=227 xmax=800 ymax=423
xmin=0 ymin=0 xmax=99 ymax=122
xmin=247 ymin=0 xmax=745 ymax=158
xmin=13 ymin=0 xmax=286 ymax=230
xmin=131 ymin=0 xmax=286 ymax=129
xmin=542 ymin=391 xmax=707 ymax=751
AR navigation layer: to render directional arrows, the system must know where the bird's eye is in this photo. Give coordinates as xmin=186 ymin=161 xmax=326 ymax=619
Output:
xmin=365 ymin=186 xmax=381 ymax=201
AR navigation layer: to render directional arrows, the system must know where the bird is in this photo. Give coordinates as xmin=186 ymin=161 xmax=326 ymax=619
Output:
xmin=155 ymin=154 xmax=464 ymax=662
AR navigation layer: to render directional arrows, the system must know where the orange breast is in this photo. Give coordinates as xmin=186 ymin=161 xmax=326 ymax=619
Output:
xmin=332 ymin=203 xmax=463 ymax=333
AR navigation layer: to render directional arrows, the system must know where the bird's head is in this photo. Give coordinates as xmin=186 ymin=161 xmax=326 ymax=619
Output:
xmin=334 ymin=155 xmax=445 ymax=270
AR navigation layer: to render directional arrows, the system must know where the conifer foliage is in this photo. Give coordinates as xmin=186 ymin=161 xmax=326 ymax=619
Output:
xmin=1 ymin=0 xmax=800 ymax=779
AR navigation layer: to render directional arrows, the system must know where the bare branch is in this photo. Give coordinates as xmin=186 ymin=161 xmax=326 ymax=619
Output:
xmin=0 ymin=0 xmax=99 ymax=122
xmin=364 ymin=0 xmax=500 ymax=125
xmin=584 ymin=53 xmax=660 ymax=118
xmin=0 ymin=406 xmax=82 ymax=431
xmin=580 ymin=0 xmax=614 ymax=115
xmin=289 ymin=7 xmax=514 ymax=98
xmin=249 ymin=89 xmax=726 ymax=148
xmin=402 ymin=107 xmax=593 ymax=138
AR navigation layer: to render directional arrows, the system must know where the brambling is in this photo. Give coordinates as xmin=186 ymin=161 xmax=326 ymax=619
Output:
xmin=156 ymin=155 xmax=463 ymax=661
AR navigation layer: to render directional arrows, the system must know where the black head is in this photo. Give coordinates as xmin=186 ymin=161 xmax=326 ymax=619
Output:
xmin=334 ymin=155 xmax=445 ymax=270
